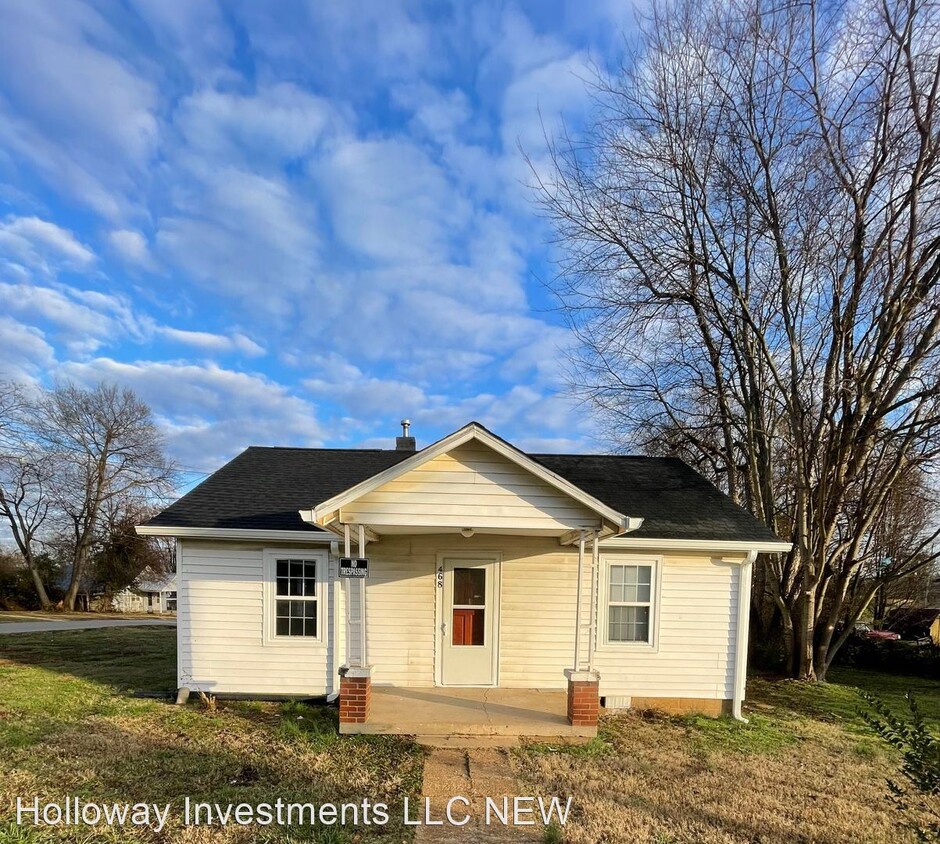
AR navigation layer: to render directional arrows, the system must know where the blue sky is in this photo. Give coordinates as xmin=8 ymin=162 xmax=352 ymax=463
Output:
xmin=0 ymin=0 xmax=638 ymax=483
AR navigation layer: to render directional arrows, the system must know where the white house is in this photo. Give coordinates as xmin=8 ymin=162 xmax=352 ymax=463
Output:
xmin=110 ymin=570 xmax=177 ymax=614
xmin=137 ymin=422 xmax=789 ymax=737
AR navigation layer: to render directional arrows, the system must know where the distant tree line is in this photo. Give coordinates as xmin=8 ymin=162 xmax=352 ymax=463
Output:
xmin=0 ymin=380 xmax=174 ymax=611
xmin=538 ymin=0 xmax=940 ymax=679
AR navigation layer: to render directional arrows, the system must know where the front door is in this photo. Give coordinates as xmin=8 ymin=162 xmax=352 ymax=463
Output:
xmin=440 ymin=556 xmax=498 ymax=686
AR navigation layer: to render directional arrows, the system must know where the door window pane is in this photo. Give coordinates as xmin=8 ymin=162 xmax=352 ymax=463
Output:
xmin=453 ymin=607 xmax=485 ymax=646
xmin=453 ymin=567 xmax=485 ymax=605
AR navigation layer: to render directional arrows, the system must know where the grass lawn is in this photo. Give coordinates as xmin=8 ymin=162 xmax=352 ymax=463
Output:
xmin=515 ymin=667 xmax=940 ymax=844
xmin=0 ymin=627 xmax=423 ymax=843
xmin=3 ymin=627 xmax=938 ymax=844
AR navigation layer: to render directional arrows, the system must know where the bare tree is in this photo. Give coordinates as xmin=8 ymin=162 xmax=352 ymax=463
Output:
xmin=36 ymin=383 xmax=174 ymax=611
xmin=0 ymin=382 xmax=55 ymax=608
xmin=537 ymin=0 xmax=940 ymax=678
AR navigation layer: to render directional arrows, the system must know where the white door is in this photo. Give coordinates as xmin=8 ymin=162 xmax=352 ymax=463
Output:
xmin=440 ymin=557 xmax=498 ymax=686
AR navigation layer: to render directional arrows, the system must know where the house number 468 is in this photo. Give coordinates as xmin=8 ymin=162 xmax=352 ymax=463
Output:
xmin=436 ymin=566 xmax=444 ymax=588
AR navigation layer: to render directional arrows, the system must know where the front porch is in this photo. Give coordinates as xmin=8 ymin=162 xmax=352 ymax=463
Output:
xmin=339 ymin=685 xmax=598 ymax=738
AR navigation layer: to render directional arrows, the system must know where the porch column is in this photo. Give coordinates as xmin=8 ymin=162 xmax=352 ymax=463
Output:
xmin=358 ymin=524 xmax=368 ymax=667
xmin=564 ymin=668 xmax=600 ymax=727
xmin=339 ymin=666 xmax=373 ymax=724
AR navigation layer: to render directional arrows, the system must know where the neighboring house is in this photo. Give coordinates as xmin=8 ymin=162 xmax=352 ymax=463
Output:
xmin=108 ymin=570 xmax=177 ymax=614
xmin=884 ymin=607 xmax=940 ymax=644
xmin=138 ymin=421 xmax=789 ymax=736
xmin=136 ymin=573 xmax=177 ymax=614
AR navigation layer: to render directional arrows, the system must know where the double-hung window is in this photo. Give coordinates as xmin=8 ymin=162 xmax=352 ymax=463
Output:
xmin=263 ymin=550 xmax=326 ymax=644
xmin=606 ymin=561 xmax=656 ymax=645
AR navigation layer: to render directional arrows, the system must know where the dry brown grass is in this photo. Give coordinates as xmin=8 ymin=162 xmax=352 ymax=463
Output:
xmin=514 ymin=674 xmax=940 ymax=844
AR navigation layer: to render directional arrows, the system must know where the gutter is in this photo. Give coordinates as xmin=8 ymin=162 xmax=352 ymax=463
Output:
xmin=599 ymin=537 xmax=791 ymax=554
xmin=135 ymin=526 xmax=336 ymax=543
xmin=732 ymin=551 xmax=757 ymax=722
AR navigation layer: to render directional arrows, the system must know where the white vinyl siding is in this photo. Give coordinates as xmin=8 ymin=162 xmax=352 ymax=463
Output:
xmin=178 ymin=537 xmax=741 ymax=704
xmin=178 ymin=541 xmax=335 ymax=696
xmin=354 ymin=536 xmax=437 ymax=686
xmin=591 ymin=555 xmax=740 ymax=700
xmin=342 ymin=442 xmax=601 ymax=531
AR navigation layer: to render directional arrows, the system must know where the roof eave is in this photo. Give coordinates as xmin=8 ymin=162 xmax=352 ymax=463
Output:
xmin=598 ymin=537 xmax=792 ymax=554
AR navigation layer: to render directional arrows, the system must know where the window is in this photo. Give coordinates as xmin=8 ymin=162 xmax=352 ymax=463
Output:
xmin=275 ymin=559 xmax=318 ymax=636
xmin=606 ymin=562 xmax=655 ymax=644
xmin=263 ymin=550 xmax=326 ymax=644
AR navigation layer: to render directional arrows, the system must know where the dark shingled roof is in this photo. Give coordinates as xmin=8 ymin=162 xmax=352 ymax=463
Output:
xmin=147 ymin=445 xmax=780 ymax=543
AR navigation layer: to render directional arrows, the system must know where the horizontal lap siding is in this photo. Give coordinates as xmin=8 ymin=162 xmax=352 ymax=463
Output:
xmin=592 ymin=556 xmax=739 ymax=700
xmin=360 ymin=538 xmax=436 ymax=686
xmin=178 ymin=536 xmax=740 ymax=703
xmin=179 ymin=541 xmax=334 ymax=696
xmin=499 ymin=538 xmax=580 ymax=689
xmin=343 ymin=444 xmax=599 ymax=530
xmin=501 ymin=546 xmax=739 ymax=699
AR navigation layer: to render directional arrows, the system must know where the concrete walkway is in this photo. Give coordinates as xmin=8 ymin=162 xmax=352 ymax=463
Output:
xmin=414 ymin=747 xmax=541 ymax=843
xmin=0 ymin=618 xmax=176 ymax=635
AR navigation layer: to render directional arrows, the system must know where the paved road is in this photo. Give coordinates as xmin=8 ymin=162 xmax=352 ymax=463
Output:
xmin=0 ymin=618 xmax=176 ymax=635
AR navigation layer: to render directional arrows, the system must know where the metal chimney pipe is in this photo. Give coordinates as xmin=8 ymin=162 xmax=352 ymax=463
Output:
xmin=396 ymin=419 xmax=416 ymax=451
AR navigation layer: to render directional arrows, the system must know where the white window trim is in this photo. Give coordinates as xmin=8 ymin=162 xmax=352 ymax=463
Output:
xmin=598 ymin=554 xmax=662 ymax=651
xmin=262 ymin=548 xmax=328 ymax=647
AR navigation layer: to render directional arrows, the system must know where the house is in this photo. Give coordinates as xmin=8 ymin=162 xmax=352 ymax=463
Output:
xmin=107 ymin=569 xmax=177 ymax=614
xmin=883 ymin=607 xmax=940 ymax=644
xmin=135 ymin=572 xmax=177 ymax=614
xmin=137 ymin=421 xmax=789 ymax=736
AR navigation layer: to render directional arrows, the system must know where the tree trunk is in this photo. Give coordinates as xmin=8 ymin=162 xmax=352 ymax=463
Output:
xmin=797 ymin=584 xmax=817 ymax=679
xmin=64 ymin=541 xmax=90 ymax=611
xmin=25 ymin=555 xmax=52 ymax=610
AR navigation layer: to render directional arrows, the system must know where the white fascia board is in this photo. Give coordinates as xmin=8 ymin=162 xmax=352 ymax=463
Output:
xmin=135 ymin=525 xmax=335 ymax=543
xmin=307 ymin=421 xmax=631 ymax=529
xmin=598 ymin=537 xmax=791 ymax=555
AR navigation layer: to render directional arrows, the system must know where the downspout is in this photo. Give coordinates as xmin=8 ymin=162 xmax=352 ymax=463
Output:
xmin=733 ymin=551 xmax=757 ymax=722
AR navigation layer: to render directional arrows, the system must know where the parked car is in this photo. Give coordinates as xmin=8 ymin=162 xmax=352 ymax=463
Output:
xmin=854 ymin=622 xmax=901 ymax=641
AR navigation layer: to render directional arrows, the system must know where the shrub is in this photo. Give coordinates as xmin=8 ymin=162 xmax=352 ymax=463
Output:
xmin=861 ymin=691 xmax=940 ymax=841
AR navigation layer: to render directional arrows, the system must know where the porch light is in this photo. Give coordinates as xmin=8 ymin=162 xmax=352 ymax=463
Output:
xmin=460 ymin=528 xmax=474 ymax=538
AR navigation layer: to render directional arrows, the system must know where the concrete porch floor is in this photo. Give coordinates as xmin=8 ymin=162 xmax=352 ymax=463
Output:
xmin=340 ymin=686 xmax=597 ymax=738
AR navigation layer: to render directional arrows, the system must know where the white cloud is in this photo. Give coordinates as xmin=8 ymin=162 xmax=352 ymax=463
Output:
xmin=155 ymin=167 xmax=320 ymax=310
xmin=0 ymin=1 xmax=160 ymax=218
xmin=156 ymin=327 xmax=265 ymax=357
xmin=126 ymin=0 xmax=234 ymax=81
xmin=0 ymin=315 xmax=56 ymax=381
xmin=58 ymin=357 xmax=327 ymax=469
xmin=316 ymin=136 xmax=472 ymax=264
xmin=0 ymin=279 xmax=142 ymax=356
xmin=174 ymin=84 xmax=336 ymax=165
xmin=107 ymin=228 xmax=154 ymax=268
xmin=0 ymin=215 xmax=96 ymax=275
xmin=0 ymin=2 xmax=614 ymax=463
